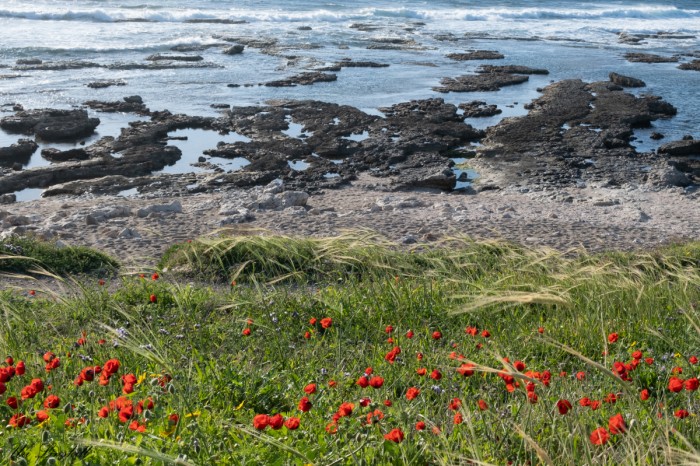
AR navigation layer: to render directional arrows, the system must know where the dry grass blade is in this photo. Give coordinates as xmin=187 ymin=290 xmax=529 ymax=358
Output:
xmin=452 ymin=291 xmax=569 ymax=314
xmin=79 ymin=439 xmax=196 ymax=465
xmin=231 ymin=423 xmax=312 ymax=463
xmin=512 ymin=424 xmax=554 ymax=466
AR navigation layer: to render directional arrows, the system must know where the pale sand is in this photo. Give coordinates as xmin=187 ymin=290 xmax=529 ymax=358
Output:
xmin=3 ymin=173 xmax=698 ymax=271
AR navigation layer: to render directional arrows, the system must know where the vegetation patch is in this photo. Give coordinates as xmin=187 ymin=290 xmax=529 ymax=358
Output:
xmin=0 ymin=233 xmax=698 ymax=464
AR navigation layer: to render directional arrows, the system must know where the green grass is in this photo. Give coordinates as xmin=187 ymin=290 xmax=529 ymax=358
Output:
xmin=0 ymin=235 xmax=118 ymax=276
xmin=0 ymin=233 xmax=699 ymax=465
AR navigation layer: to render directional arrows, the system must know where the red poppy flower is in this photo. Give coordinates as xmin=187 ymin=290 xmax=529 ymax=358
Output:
xmin=384 ymin=347 xmax=401 ymax=364
xmin=405 ymin=330 xmax=414 ymax=339
xmin=674 ymin=409 xmax=689 ymax=419
xmin=366 ymin=409 xmax=384 ymax=425
xmin=640 ymin=389 xmax=650 ymax=401
xmin=556 ymin=399 xmax=572 ymax=415
xmin=604 ymin=393 xmax=618 ymax=404
xmin=242 ymin=328 xmax=251 ymax=336
xmin=9 ymin=414 xmax=30 ymax=428
xmin=576 ymin=371 xmax=585 ymax=381
xmin=465 ymin=326 xmax=478 ymax=336
xmin=590 ymin=427 xmax=610 ymax=445
xmin=298 ymin=397 xmax=312 ymax=412
xmin=104 ymin=359 xmax=120 ymax=376
xmin=253 ymin=414 xmax=270 ymax=430
xmin=285 ymin=417 xmax=300 ymax=430
xmin=538 ymin=327 xmax=544 ymax=334
xmin=527 ymin=392 xmax=538 ymax=404
xmin=122 ymin=383 xmax=134 ymax=394
xmin=383 ymin=428 xmax=405 ymax=443
xmin=328 ymin=380 xmax=337 ymax=388
xmin=514 ymin=361 xmax=526 ymax=371
xmin=269 ymin=414 xmax=284 ymax=430
xmin=645 ymin=357 xmax=654 ymax=365
xmin=337 ymin=402 xmax=354 ymax=417
xmin=369 ymin=376 xmax=384 ymax=388
xmin=430 ymin=369 xmax=442 ymax=380
xmin=15 ymin=360 xmax=25 ymax=376
xmin=481 ymin=330 xmax=490 ymax=338
xmin=44 ymin=395 xmax=60 ymax=409
xmin=432 ymin=331 xmax=442 ymax=340
xmin=128 ymin=420 xmax=146 ymax=432
xmin=325 ymin=422 xmax=338 ymax=434
xmin=384 ymin=399 xmax=392 ymax=407
xmin=632 ymin=350 xmax=643 ymax=360
xmin=149 ymin=294 xmax=157 ymax=303
xmin=320 ymin=317 xmax=332 ymax=329
xmin=685 ymin=378 xmax=699 ymax=391
xmin=43 ymin=352 xmax=56 ymax=363
xmin=80 ymin=367 xmax=95 ymax=382
xmin=478 ymin=399 xmax=488 ymax=411
xmin=309 ymin=317 xmax=317 ymax=325
xmin=453 ymin=412 xmax=463 ymax=425
xmin=0 ymin=382 xmax=6 ymax=395
xmin=457 ymin=363 xmax=475 ymax=377
xmin=607 ymin=333 xmax=619 ymax=343
xmin=608 ymin=413 xmax=626 ymax=434
xmin=416 ymin=352 xmax=423 ymax=360
xmin=590 ymin=400 xmax=601 ymax=411
xmin=36 ymin=410 xmax=50 ymax=422
xmin=304 ymin=331 xmax=311 ymax=339
xmin=415 ymin=421 xmax=426 ymax=430
xmin=406 ymin=387 xmax=420 ymax=401
xmin=303 ymin=383 xmax=317 ymax=394
xmin=357 ymin=375 xmax=369 ymax=388
xmin=98 ymin=407 xmax=110 ymax=418
xmin=20 ymin=385 xmax=38 ymax=400
xmin=579 ymin=397 xmax=591 ymax=407
xmin=668 ymin=377 xmax=684 ymax=393
xmin=169 ymin=413 xmax=179 ymax=425
xmin=449 ymin=398 xmax=462 ymax=410
xmin=359 ymin=397 xmax=371 ymax=407
xmin=118 ymin=405 xmax=134 ymax=423
xmin=690 ymin=355 xmax=698 ymax=365
xmin=385 ymin=325 xmax=393 ymax=333
xmin=416 ymin=367 xmax=427 ymax=376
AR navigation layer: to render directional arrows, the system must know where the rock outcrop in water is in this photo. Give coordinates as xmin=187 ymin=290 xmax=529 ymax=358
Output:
xmin=0 ymin=109 xmax=100 ymax=142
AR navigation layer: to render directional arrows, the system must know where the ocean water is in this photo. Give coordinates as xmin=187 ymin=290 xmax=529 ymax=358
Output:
xmin=1 ymin=0 xmax=699 ymax=172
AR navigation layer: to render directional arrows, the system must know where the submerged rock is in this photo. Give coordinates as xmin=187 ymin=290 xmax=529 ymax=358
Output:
xmin=446 ymin=50 xmax=504 ymax=60
xmin=0 ymin=109 xmax=99 ymax=142
xmin=0 ymin=139 xmax=38 ymax=167
xmin=433 ymin=73 xmax=528 ymax=93
xmin=609 ymin=72 xmax=646 ymax=88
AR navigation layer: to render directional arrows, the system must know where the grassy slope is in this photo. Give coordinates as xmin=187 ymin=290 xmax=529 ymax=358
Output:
xmin=0 ymin=234 xmax=699 ymax=465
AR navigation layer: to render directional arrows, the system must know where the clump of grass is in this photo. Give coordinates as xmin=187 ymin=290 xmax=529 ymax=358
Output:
xmin=0 ymin=235 xmax=119 ymax=276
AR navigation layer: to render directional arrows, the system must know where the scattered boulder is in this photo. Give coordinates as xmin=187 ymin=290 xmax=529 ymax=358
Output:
xmin=624 ymin=52 xmax=678 ymax=63
xmin=223 ymin=45 xmax=245 ymax=55
xmin=0 ymin=194 xmax=16 ymax=205
xmin=84 ymin=96 xmax=149 ymax=114
xmin=0 ymin=109 xmax=99 ymax=142
xmin=446 ymin=51 xmax=504 ymax=60
xmin=84 ymin=206 xmax=132 ymax=225
xmin=136 ymin=200 xmax=183 ymax=218
xmin=477 ymin=65 xmax=549 ymax=75
xmin=658 ymin=139 xmax=700 ymax=156
xmin=609 ymin=72 xmax=646 ymax=87
xmin=433 ymin=73 xmax=528 ymax=93
xmin=678 ymin=60 xmax=700 ymax=71
xmin=0 ymin=139 xmax=38 ymax=166
xmin=458 ymin=101 xmax=502 ymax=117
xmin=87 ymin=80 xmax=127 ymax=89
xmin=145 ymin=53 xmax=204 ymax=62
xmin=16 ymin=58 xmax=42 ymax=65
xmin=264 ymin=72 xmax=337 ymax=87
xmin=41 ymin=148 xmax=90 ymax=163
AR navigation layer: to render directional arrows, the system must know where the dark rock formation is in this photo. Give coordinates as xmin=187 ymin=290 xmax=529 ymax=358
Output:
xmin=0 ymin=139 xmax=38 ymax=167
xmin=624 ymin=52 xmax=679 ymax=63
xmin=433 ymin=73 xmax=528 ymax=93
xmin=0 ymin=109 xmax=99 ymax=142
xmin=84 ymin=96 xmax=150 ymax=115
xmin=87 ymin=80 xmax=127 ymax=89
xmin=146 ymin=54 xmax=204 ymax=62
xmin=679 ymin=60 xmax=700 ymax=71
xmin=16 ymin=58 xmax=42 ymax=65
xmin=223 ymin=45 xmax=245 ymax=55
xmin=446 ymin=51 xmax=504 ymax=60
xmin=317 ymin=60 xmax=390 ymax=71
xmin=41 ymin=148 xmax=90 ymax=163
xmin=609 ymin=72 xmax=646 ymax=87
xmin=13 ymin=61 xmax=101 ymax=71
xmin=658 ymin=139 xmax=700 ymax=156
xmin=474 ymin=79 xmax=681 ymax=189
xmin=477 ymin=65 xmax=549 ymax=75
xmin=459 ymin=101 xmax=502 ymax=117
xmin=264 ymin=72 xmax=337 ymax=87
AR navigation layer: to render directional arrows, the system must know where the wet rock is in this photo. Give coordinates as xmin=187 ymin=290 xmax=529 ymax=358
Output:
xmin=107 ymin=62 xmax=221 ymax=70
xmin=609 ymin=72 xmax=646 ymax=87
xmin=658 ymin=139 xmax=700 ymax=156
xmin=477 ymin=65 xmax=549 ymax=75
xmin=41 ymin=148 xmax=90 ymax=163
xmin=185 ymin=18 xmax=246 ymax=24
xmin=264 ymin=72 xmax=337 ymax=87
xmin=458 ymin=101 xmax=502 ymax=117
xmin=223 ymin=45 xmax=245 ymax=55
xmin=650 ymin=132 xmax=665 ymax=140
xmin=433 ymin=73 xmax=528 ymax=93
xmin=624 ymin=52 xmax=679 ymax=63
xmin=87 ymin=80 xmax=127 ymax=89
xmin=446 ymin=50 xmax=504 ymax=60
xmin=83 ymin=96 xmax=150 ymax=114
xmin=0 ymin=109 xmax=100 ymax=142
xmin=16 ymin=58 xmax=42 ymax=65
xmin=317 ymin=60 xmax=389 ymax=71
xmin=146 ymin=53 xmax=203 ymax=62
xmin=0 ymin=194 xmax=16 ymax=204
xmin=678 ymin=60 xmax=700 ymax=71
xmin=13 ymin=61 xmax=101 ymax=71
xmin=0 ymin=139 xmax=38 ymax=166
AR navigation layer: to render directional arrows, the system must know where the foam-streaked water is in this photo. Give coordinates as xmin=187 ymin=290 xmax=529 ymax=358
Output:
xmin=1 ymin=0 xmax=699 ymax=190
